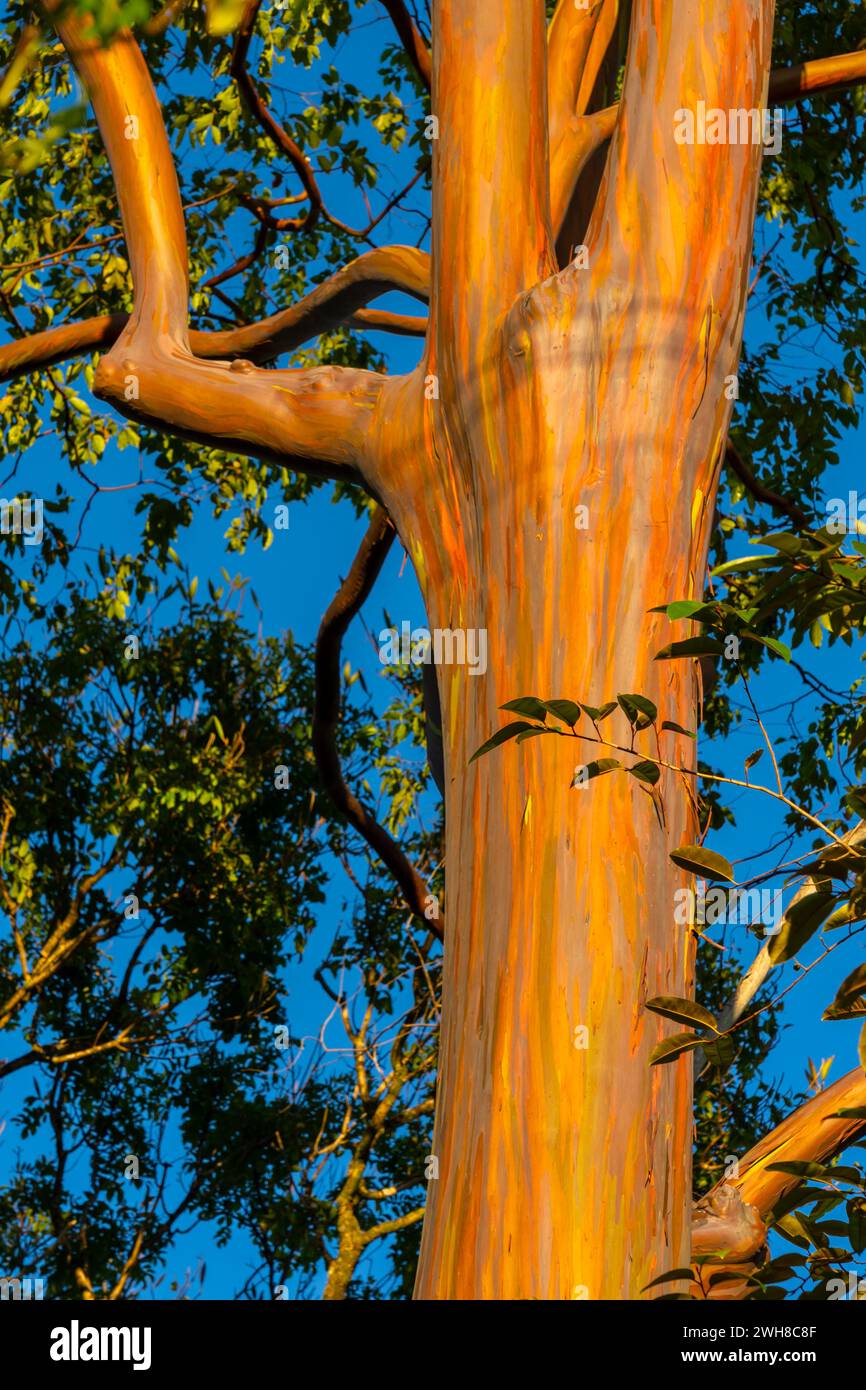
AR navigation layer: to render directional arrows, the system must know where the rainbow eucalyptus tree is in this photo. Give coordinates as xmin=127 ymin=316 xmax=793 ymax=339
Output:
xmin=4 ymin=0 xmax=866 ymax=1300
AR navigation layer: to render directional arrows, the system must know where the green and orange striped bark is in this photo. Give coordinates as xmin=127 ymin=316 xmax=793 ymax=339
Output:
xmin=365 ymin=0 xmax=775 ymax=1298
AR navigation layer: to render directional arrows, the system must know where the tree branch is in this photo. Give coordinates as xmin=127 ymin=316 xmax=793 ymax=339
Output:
xmin=550 ymin=103 xmax=617 ymax=241
xmin=733 ymin=1066 xmax=866 ymax=1219
xmin=552 ymin=45 xmax=866 ymax=261
xmin=770 ymin=50 xmax=866 ymax=103
xmin=232 ymin=3 xmax=424 ymax=238
xmin=714 ymin=821 xmax=866 ymax=1045
xmin=725 ymin=440 xmax=810 ymax=529
xmin=313 ymin=506 xmax=444 ymax=942
xmin=547 ymin=0 xmax=606 ymax=155
xmin=433 ymin=0 xmax=554 ymax=353
xmin=51 ymin=13 xmax=390 ymax=484
xmin=0 ymin=312 xmax=127 ymax=381
xmin=592 ymin=0 xmax=775 ymax=283
xmin=690 ymin=1066 xmax=866 ymax=1297
xmin=0 ymin=245 xmax=430 ymax=383
xmin=574 ymin=0 xmax=620 ymax=116
xmin=349 ymin=308 xmax=427 ymax=338
xmin=379 ymin=0 xmax=431 ymax=90
xmin=231 ymin=0 xmax=323 ymax=231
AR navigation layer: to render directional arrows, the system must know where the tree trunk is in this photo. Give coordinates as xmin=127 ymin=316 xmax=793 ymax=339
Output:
xmin=414 ymin=551 xmax=701 ymax=1299
xmin=372 ymin=0 xmax=776 ymax=1301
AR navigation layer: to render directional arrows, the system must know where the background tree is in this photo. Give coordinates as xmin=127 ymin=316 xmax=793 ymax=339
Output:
xmin=0 ymin=558 xmax=442 ymax=1298
xmin=3 ymin=0 xmax=866 ymax=1300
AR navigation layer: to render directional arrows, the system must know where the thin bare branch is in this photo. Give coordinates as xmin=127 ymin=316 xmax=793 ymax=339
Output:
xmin=313 ymin=507 xmax=444 ymax=942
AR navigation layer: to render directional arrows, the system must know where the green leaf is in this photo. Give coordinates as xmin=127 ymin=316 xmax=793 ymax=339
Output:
xmin=769 ymin=889 xmax=836 ymax=964
xmin=469 ymin=721 xmax=537 ymax=763
xmin=700 ymin=1034 xmax=737 ymax=1068
xmin=204 ymin=0 xmax=247 ymax=37
xmin=580 ymin=701 xmax=618 ymax=723
xmin=768 ymin=1161 xmax=864 ymax=1182
xmin=847 ymin=1198 xmax=866 ymax=1255
xmin=645 ymin=996 xmax=720 ymax=1032
xmin=708 ymin=1270 xmax=750 ymax=1287
xmin=807 ymin=845 xmax=865 ymax=882
xmin=654 ymin=637 xmax=724 ymax=660
xmin=573 ymin=758 xmax=621 ymax=785
xmin=664 ymin=600 xmax=713 ymax=620
xmin=543 ymin=699 xmax=582 ymax=727
xmin=617 ymin=692 xmax=658 ymax=726
xmin=835 ymin=961 xmax=866 ymax=1005
xmin=823 ymin=1000 xmax=866 ymax=1022
xmin=762 ymin=532 xmax=804 ymax=556
xmin=823 ymin=963 xmax=866 ymax=1021
xmin=710 ymin=554 xmax=780 ymax=577
xmin=846 ymin=723 xmax=866 ymax=758
xmin=773 ymin=1213 xmax=811 ymax=1249
xmin=649 ymin=1032 xmax=702 ymax=1065
xmin=770 ymin=1187 xmax=834 ymax=1221
xmin=744 ymin=748 xmax=764 ymax=771
xmin=515 ymin=728 xmax=548 ymax=744
xmin=500 ymin=697 xmax=548 ymax=722
xmin=629 ymin=760 xmax=661 ymax=786
xmin=669 ymin=845 xmax=735 ymax=883
xmin=661 ymin=720 xmax=696 ymax=738
xmin=743 ymin=633 xmax=792 ymax=663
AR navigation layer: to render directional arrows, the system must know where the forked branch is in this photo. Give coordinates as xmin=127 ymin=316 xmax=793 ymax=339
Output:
xmin=553 ymin=43 xmax=866 ymax=262
xmin=52 ymin=12 xmax=389 ymax=484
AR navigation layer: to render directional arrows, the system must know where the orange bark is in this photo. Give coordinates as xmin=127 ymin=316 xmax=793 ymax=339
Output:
xmin=365 ymin=0 xmax=775 ymax=1299
xmin=730 ymin=1067 xmax=866 ymax=1218
xmin=54 ymin=14 xmax=387 ymax=483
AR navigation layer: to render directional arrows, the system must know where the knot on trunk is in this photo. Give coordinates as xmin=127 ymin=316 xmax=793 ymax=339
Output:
xmin=691 ymin=1182 xmax=767 ymax=1263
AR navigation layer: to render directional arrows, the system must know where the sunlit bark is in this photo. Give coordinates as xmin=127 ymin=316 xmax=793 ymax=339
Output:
xmin=367 ymin=0 xmax=776 ymax=1300
xmin=54 ymin=13 xmax=387 ymax=483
